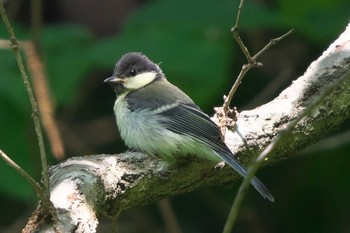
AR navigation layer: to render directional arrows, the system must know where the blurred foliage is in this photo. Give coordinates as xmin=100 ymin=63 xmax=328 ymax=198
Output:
xmin=0 ymin=0 xmax=349 ymax=232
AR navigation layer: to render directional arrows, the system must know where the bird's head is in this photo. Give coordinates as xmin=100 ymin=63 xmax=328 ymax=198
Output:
xmin=104 ymin=52 xmax=163 ymax=94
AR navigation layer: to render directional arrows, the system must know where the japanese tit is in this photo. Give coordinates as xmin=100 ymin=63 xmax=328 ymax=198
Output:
xmin=104 ymin=52 xmax=274 ymax=202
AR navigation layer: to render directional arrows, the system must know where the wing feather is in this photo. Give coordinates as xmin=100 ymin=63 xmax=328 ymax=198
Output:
xmin=159 ymin=103 xmax=274 ymax=202
xmin=159 ymin=103 xmax=230 ymax=154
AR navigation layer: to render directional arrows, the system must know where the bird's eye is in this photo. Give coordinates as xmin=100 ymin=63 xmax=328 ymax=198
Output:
xmin=129 ymin=69 xmax=137 ymax=76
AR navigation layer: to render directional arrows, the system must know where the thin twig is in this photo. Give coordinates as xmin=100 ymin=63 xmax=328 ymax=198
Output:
xmin=223 ymin=29 xmax=293 ymax=113
xmin=0 ymin=2 xmax=50 ymax=211
xmin=253 ymin=29 xmax=294 ymax=60
xmin=234 ymin=0 xmax=245 ymax=27
xmin=231 ymin=29 xmax=254 ymax=64
xmin=231 ymin=0 xmax=253 ymax=63
xmin=223 ymin=0 xmax=293 ymax=114
xmin=223 ymin=68 xmax=350 ymax=233
xmin=0 ymin=149 xmax=45 ymax=200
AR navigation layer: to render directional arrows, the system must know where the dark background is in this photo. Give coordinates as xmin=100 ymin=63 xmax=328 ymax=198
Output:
xmin=0 ymin=0 xmax=349 ymax=232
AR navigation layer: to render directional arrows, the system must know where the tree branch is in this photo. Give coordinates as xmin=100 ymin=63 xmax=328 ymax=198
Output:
xmin=25 ymin=23 xmax=350 ymax=232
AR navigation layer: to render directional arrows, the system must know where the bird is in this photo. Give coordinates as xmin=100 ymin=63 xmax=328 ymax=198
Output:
xmin=104 ymin=52 xmax=274 ymax=202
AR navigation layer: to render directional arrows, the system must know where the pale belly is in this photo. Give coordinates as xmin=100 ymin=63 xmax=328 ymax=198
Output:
xmin=113 ymin=94 xmax=220 ymax=162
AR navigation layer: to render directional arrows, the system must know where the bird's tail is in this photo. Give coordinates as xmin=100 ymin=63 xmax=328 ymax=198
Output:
xmin=217 ymin=152 xmax=274 ymax=202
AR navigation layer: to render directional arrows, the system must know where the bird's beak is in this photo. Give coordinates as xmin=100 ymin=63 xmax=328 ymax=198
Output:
xmin=104 ymin=76 xmax=126 ymax=84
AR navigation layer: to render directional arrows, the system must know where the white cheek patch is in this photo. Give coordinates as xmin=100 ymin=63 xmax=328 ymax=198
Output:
xmin=124 ymin=72 xmax=157 ymax=89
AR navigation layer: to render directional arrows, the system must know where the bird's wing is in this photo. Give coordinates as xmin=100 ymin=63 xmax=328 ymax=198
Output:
xmin=159 ymin=103 xmax=274 ymax=202
xmin=159 ymin=103 xmax=230 ymax=155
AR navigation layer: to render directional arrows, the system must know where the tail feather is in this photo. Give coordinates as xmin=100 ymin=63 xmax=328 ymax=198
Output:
xmin=217 ymin=152 xmax=274 ymax=202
